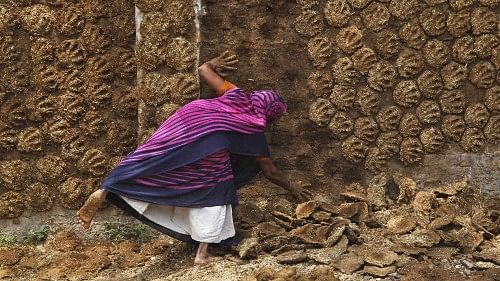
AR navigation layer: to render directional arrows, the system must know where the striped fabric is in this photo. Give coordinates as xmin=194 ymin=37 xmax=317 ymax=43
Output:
xmin=122 ymin=88 xmax=286 ymax=164
xmin=134 ymin=149 xmax=233 ymax=190
xmin=102 ymin=88 xmax=287 ymax=207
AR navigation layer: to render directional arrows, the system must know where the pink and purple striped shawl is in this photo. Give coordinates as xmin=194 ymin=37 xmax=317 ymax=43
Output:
xmin=121 ymin=88 xmax=287 ymax=165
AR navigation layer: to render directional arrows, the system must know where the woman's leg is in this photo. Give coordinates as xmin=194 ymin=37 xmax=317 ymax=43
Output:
xmin=195 ymin=242 xmax=209 ymax=264
xmin=194 ymin=242 xmax=222 ymax=265
xmin=77 ymin=189 xmax=108 ymax=229
xmin=189 ymin=205 xmax=234 ymax=264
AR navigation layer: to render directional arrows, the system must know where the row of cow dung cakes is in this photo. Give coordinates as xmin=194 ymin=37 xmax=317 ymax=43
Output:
xmin=296 ymin=0 xmax=498 ymax=172
xmin=0 ymin=0 xmax=138 ymax=217
xmin=135 ymin=0 xmax=200 ymax=140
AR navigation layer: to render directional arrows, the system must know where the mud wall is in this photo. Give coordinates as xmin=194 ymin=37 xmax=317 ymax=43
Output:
xmin=134 ymin=0 xmax=199 ymax=140
xmin=199 ymin=0 xmax=499 ymax=196
xmin=0 ymin=0 xmax=137 ymax=220
xmin=0 ymin=0 xmax=498 ymax=224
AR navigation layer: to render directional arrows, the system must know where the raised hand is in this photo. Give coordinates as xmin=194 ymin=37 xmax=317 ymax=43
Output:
xmin=207 ymin=51 xmax=238 ymax=77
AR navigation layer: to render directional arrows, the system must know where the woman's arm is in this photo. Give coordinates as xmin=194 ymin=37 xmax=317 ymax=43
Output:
xmin=256 ymin=157 xmax=312 ymax=202
xmin=199 ymin=51 xmax=238 ymax=96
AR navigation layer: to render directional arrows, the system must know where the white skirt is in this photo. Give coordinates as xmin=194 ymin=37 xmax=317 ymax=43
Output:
xmin=121 ymin=196 xmax=236 ymax=243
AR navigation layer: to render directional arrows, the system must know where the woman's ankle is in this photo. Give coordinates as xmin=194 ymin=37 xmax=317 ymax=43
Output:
xmin=196 ymin=243 xmax=209 ymax=259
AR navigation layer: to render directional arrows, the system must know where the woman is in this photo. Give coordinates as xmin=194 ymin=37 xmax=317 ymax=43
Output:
xmin=77 ymin=51 xmax=311 ymax=264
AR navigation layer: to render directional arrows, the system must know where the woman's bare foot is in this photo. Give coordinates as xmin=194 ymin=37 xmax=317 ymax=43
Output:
xmin=194 ymin=242 xmax=222 ymax=265
xmin=76 ymin=189 xmax=107 ymax=229
xmin=194 ymin=255 xmax=222 ymax=265
xmin=194 ymin=255 xmax=223 ymax=265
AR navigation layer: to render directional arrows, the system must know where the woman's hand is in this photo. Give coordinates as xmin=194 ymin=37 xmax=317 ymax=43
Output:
xmin=206 ymin=51 xmax=238 ymax=77
xmin=288 ymin=183 xmax=313 ymax=202
xmin=198 ymin=51 xmax=238 ymax=96
xmin=257 ymin=157 xmax=313 ymax=202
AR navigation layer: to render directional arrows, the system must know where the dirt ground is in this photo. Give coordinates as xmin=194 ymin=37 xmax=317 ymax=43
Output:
xmin=0 ymin=175 xmax=499 ymax=281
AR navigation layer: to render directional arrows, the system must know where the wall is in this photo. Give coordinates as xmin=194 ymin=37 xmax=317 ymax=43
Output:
xmin=0 ymin=0 xmax=498 ymax=228
xmin=134 ymin=0 xmax=199 ymax=140
xmin=200 ymin=0 xmax=499 ymax=198
xmin=0 ymin=0 xmax=137 ymax=220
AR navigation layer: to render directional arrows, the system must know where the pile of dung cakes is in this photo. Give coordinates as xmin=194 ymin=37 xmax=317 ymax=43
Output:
xmin=236 ymin=175 xmax=499 ymax=278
